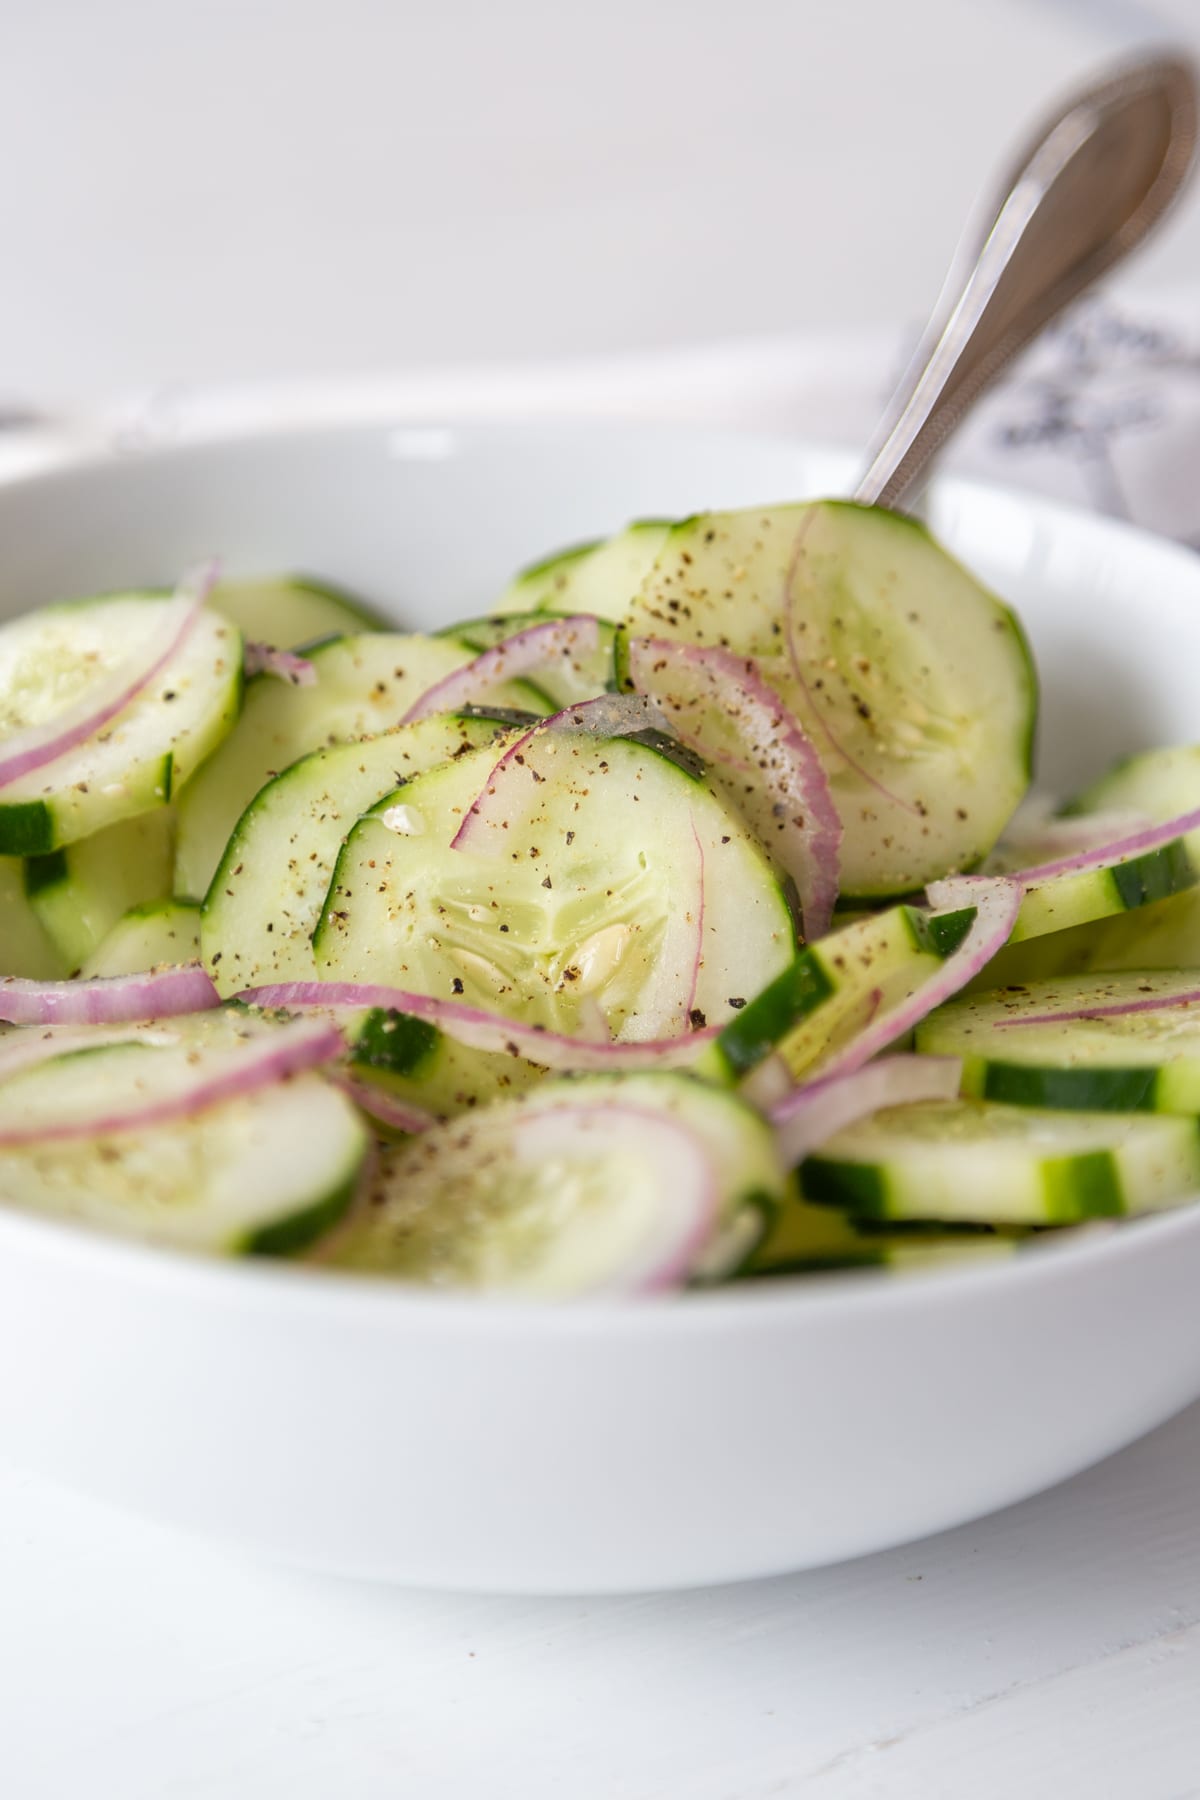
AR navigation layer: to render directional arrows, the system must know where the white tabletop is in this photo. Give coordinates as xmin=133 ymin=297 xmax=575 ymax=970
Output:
xmin=6 ymin=3 xmax=1200 ymax=1794
xmin=6 ymin=1401 xmax=1200 ymax=1798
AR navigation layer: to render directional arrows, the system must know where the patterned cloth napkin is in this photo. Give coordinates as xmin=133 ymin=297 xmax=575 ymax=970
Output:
xmin=5 ymin=290 xmax=1199 ymax=549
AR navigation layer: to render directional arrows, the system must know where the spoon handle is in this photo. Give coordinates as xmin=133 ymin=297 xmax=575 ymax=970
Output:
xmin=855 ymin=53 xmax=1199 ymax=512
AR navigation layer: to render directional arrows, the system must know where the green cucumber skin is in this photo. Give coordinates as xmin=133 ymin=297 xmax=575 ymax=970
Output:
xmin=800 ymin=1147 xmax=1126 ymax=1226
xmin=1012 ymin=839 xmax=1199 ymax=943
xmin=346 ymin=1025 xmax=549 ymax=1119
xmin=922 ymin=906 xmax=977 ymax=957
xmin=212 ymin=574 xmax=387 ymax=645
xmin=23 ymin=848 xmax=67 ymax=897
xmin=800 ymin=1101 xmax=1200 ymax=1226
xmin=350 ymin=1009 xmax=442 ymax=1078
xmin=0 ymin=740 xmax=175 ymax=859
xmin=1043 ymin=1149 xmax=1124 ymax=1221
xmin=289 ymin=576 xmax=387 ymax=629
xmin=441 ymin=608 xmax=618 ymax=652
xmin=715 ymin=955 xmax=834 ymax=1076
xmin=961 ymin=1057 xmax=1164 ymax=1114
xmin=1109 ymin=839 xmax=1197 ymax=909
xmin=801 ymin=1158 xmax=891 ymax=1221
xmin=0 ymin=853 xmax=69 ymax=978
xmin=22 ymin=806 xmax=177 ymax=968
xmin=0 ymin=802 xmax=58 ymax=859
xmin=713 ymin=902 xmax=971 ymax=1079
xmin=513 ymin=540 xmax=602 ymax=588
xmin=242 ymin=1169 xmax=360 ymax=1258
xmin=959 ymin=1056 xmax=1200 ymax=1118
xmin=621 ymin=726 xmax=707 ymax=784
xmin=920 ymin=974 xmax=1200 ymax=1118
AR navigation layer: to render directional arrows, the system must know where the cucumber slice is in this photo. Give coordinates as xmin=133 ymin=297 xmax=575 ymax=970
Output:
xmin=966 ymin=750 xmax=1200 ymax=979
xmin=490 ymin=539 xmax=603 ymax=614
xmin=995 ymin=833 xmax=1199 ymax=944
xmin=0 ymin=1071 xmax=366 ymax=1255
xmin=1070 ymin=744 xmax=1200 ymax=821
xmin=0 ymin=1007 xmax=306 ymax=1137
xmin=313 ymin=731 xmax=797 ymax=1041
xmin=957 ymin=883 xmax=1200 ymax=990
xmin=439 ymin=610 xmax=617 ymax=707
xmin=918 ymin=972 xmax=1200 ymax=1114
xmin=343 ymin=1005 xmax=548 ymax=1118
xmin=711 ymin=902 xmax=975 ymax=1082
xmin=202 ymin=713 xmax=514 ymax=997
xmin=801 ymin=1099 xmax=1200 ymax=1224
xmin=493 ymin=522 xmax=671 ymax=621
xmin=624 ymin=500 xmax=1037 ymax=896
xmin=866 ymin=1233 xmax=1026 ymax=1272
xmin=173 ymin=632 xmax=547 ymax=899
xmin=0 ymin=855 xmax=68 ymax=979
xmin=25 ymin=808 xmax=175 ymax=969
xmin=80 ymin=900 xmax=202 ymax=978
xmin=343 ymin=1007 xmax=540 ymax=1111
xmin=327 ymin=1073 xmax=785 ymax=1293
xmin=1083 ymin=887 xmax=1200 ymax=970
xmin=743 ymin=1185 xmax=1026 ymax=1275
xmin=0 ymin=595 xmax=242 ymax=855
xmin=211 ymin=573 xmax=385 ymax=646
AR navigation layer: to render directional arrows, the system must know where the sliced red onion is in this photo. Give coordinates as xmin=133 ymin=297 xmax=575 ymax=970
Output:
xmin=508 ymin=1101 xmax=718 ymax=1294
xmin=238 ymin=981 xmax=721 ymax=1072
xmin=994 ymin=985 xmax=1200 ymax=1029
xmin=400 ymin=616 xmax=604 ymax=725
xmin=244 ymin=641 xmax=317 ymax=686
xmin=793 ymin=877 xmax=1021 ymax=1087
xmin=449 ymin=692 xmax=671 ymax=852
xmin=573 ymin=995 xmax=615 ymax=1045
xmin=929 ymin=804 xmax=1200 ymax=911
xmin=623 ymin=637 xmax=842 ymax=939
xmin=0 ymin=964 xmax=220 ymax=1026
xmin=0 ymin=561 xmax=217 ymax=791
xmin=993 ymin=796 xmax=1151 ymax=862
xmin=738 ymin=1050 xmax=793 ymax=1110
xmin=0 ymin=1015 xmax=343 ymax=1146
xmin=329 ymin=1072 xmax=439 ymax=1134
xmin=770 ymin=1054 xmax=963 ymax=1165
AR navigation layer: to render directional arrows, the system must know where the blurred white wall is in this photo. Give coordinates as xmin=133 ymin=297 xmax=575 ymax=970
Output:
xmin=2 ymin=0 xmax=1198 ymax=404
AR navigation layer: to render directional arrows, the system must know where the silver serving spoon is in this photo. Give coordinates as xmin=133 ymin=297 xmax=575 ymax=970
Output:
xmin=856 ymin=51 xmax=1199 ymax=512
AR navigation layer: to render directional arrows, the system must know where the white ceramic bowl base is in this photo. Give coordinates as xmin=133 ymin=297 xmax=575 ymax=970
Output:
xmin=2 ymin=422 xmax=1200 ymax=1595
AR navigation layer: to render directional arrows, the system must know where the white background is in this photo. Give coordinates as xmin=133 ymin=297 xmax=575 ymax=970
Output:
xmin=6 ymin=2 xmax=1200 ymax=1795
xmin=3 ymin=0 xmax=1200 ymax=406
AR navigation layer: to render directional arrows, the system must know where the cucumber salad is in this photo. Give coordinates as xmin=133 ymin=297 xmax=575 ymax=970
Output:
xmin=4 ymin=506 xmax=1200 ymax=1297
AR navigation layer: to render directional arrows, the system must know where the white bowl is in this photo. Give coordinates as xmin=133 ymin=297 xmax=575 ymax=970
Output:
xmin=3 ymin=419 xmax=1200 ymax=1595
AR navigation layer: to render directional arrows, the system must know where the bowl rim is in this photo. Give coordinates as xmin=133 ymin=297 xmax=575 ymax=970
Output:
xmin=0 ymin=1166 xmax=1192 ymax=1336
xmin=3 ymin=412 xmax=1200 ymax=1336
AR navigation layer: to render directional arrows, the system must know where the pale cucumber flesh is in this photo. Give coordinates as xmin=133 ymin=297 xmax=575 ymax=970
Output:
xmin=624 ymin=501 xmax=1036 ymax=896
xmin=313 ymin=730 xmax=797 ymax=1042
